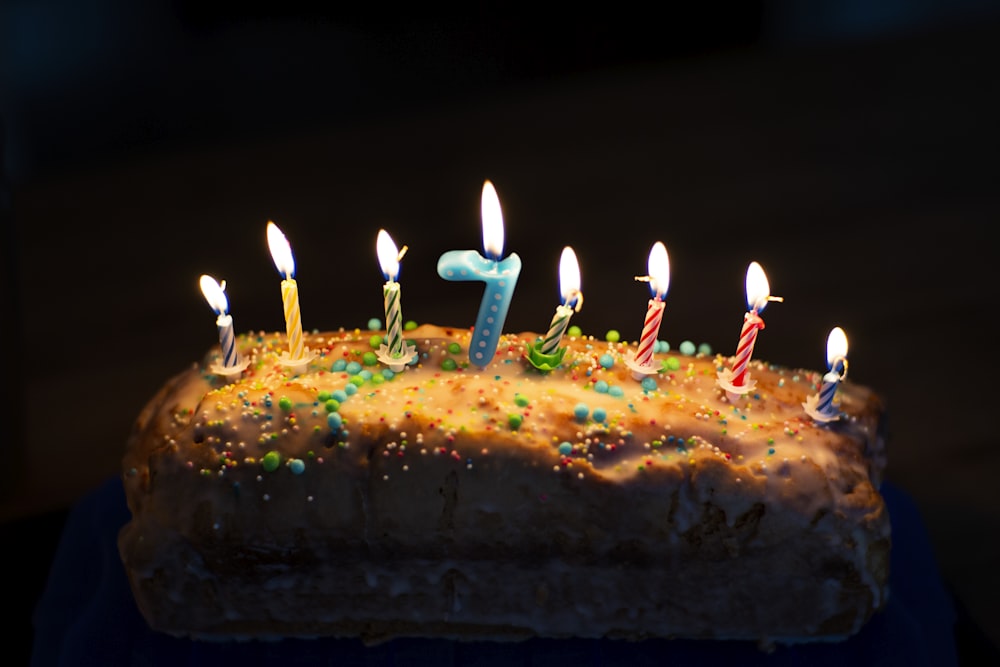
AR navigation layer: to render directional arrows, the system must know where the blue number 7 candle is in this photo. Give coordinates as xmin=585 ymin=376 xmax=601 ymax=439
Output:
xmin=437 ymin=180 xmax=522 ymax=368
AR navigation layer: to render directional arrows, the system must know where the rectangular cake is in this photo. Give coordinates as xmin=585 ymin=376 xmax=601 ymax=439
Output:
xmin=118 ymin=324 xmax=890 ymax=645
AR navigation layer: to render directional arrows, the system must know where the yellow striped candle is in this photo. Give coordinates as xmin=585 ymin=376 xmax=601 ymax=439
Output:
xmin=267 ymin=221 xmax=304 ymax=360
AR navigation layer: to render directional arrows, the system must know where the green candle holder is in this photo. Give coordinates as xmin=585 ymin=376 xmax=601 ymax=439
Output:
xmin=525 ymin=340 xmax=567 ymax=372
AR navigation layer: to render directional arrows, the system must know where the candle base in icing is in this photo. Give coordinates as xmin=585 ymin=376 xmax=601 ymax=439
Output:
xmin=278 ymin=348 xmax=316 ymax=374
xmin=208 ymin=358 xmax=251 ymax=381
xmin=525 ymin=340 xmax=568 ymax=372
xmin=376 ymin=343 xmax=419 ymax=372
xmin=716 ymin=368 xmax=756 ymax=403
xmin=625 ymin=351 xmax=659 ymax=381
xmin=802 ymin=393 xmax=844 ymax=423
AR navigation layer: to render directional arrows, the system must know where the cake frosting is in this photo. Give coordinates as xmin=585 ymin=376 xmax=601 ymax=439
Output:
xmin=118 ymin=324 xmax=890 ymax=645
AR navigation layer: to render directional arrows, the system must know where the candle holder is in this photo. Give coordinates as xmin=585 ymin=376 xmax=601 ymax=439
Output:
xmin=278 ymin=348 xmax=316 ymax=375
xmin=625 ymin=353 xmax=662 ymax=381
xmin=525 ymin=341 xmax=568 ymax=372
xmin=716 ymin=368 xmax=757 ymax=403
xmin=376 ymin=342 xmax=419 ymax=372
xmin=208 ymin=357 xmax=251 ymax=381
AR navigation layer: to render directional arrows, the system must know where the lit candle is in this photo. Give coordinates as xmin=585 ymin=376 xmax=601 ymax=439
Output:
xmin=539 ymin=246 xmax=582 ymax=354
xmin=803 ymin=326 xmax=849 ymax=422
xmin=437 ymin=180 xmax=523 ymax=368
xmin=375 ymin=229 xmax=418 ymax=371
xmin=625 ymin=241 xmax=670 ymax=381
xmin=266 ymin=221 xmax=313 ymax=370
xmin=198 ymin=275 xmax=250 ymax=378
xmin=716 ymin=261 xmax=783 ymax=401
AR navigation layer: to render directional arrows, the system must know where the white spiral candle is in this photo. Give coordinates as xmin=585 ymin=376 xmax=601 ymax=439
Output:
xmin=199 ymin=275 xmax=240 ymax=369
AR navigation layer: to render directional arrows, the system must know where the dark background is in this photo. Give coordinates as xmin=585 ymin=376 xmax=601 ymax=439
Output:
xmin=3 ymin=1 xmax=1000 ymax=665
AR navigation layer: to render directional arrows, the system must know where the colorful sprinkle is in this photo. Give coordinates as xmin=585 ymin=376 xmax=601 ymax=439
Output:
xmin=262 ymin=451 xmax=281 ymax=472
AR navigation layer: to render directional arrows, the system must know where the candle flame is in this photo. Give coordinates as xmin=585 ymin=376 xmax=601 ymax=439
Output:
xmin=481 ymin=180 xmax=504 ymax=260
xmin=745 ymin=261 xmax=772 ymax=312
xmin=826 ymin=326 xmax=849 ymax=369
xmin=647 ymin=241 xmax=670 ymax=298
xmin=267 ymin=221 xmax=296 ymax=279
xmin=377 ymin=228 xmax=402 ymax=281
xmin=199 ymin=274 xmax=229 ymax=315
xmin=558 ymin=246 xmax=582 ymax=307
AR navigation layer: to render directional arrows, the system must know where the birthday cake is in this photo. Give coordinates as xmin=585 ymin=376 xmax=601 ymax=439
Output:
xmin=117 ymin=322 xmax=890 ymax=646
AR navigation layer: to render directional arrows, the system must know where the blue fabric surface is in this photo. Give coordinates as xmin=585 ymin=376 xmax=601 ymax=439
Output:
xmin=31 ymin=478 xmax=958 ymax=667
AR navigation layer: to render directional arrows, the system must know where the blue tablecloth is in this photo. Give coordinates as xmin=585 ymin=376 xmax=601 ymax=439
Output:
xmin=31 ymin=478 xmax=958 ymax=666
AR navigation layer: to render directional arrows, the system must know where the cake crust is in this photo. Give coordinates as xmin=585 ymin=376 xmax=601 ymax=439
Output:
xmin=119 ymin=325 xmax=890 ymax=644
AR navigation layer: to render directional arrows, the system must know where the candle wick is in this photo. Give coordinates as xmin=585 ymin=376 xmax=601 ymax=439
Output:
xmin=397 ymin=245 xmax=408 ymax=262
xmin=634 ymin=275 xmax=651 ymax=282
xmin=831 ymin=356 xmax=849 ymax=380
xmin=219 ymin=279 xmax=227 ymax=292
xmin=768 ymin=295 xmax=784 ymax=303
xmin=568 ymin=290 xmax=584 ymax=313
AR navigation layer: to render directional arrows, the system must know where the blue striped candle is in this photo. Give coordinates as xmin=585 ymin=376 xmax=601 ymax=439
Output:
xmin=199 ymin=274 xmax=240 ymax=368
xmin=815 ymin=327 xmax=849 ymax=415
xmin=803 ymin=326 xmax=849 ymax=422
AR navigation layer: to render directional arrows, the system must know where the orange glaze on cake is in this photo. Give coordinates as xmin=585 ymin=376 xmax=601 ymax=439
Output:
xmin=119 ymin=324 xmax=890 ymax=643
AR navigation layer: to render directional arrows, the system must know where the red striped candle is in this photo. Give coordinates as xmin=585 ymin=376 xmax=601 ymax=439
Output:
xmin=717 ymin=261 xmax=782 ymax=400
xmin=729 ymin=309 xmax=765 ymax=387
xmin=627 ymin=241 xmax=670 ymax=381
